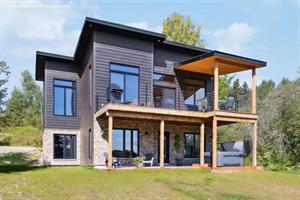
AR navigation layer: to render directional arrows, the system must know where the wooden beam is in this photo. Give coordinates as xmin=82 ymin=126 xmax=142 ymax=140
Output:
xmin=200 ymin=123 xmax=205 ymax=167
xmin=214 ymin=64 xmax=219 ymax=111
xmin=252 ymin=121 xmax=257 ymax=166
xmin=159 ymin=120 xmax=165 ymax=168
xmin=252 ymin=68 xmax=256 ymax=114
xmin=107 ymin=111 xmax=206 ymax=124
xmin=108 ymin=115 xmax=113 ymax=169
xmin=212 ymin=118 xmax=217 ymax=168
xmin=160 ymin=119 xmax=165 ymax=168
xmin=214 ymin=116 xmax=256 ymax=124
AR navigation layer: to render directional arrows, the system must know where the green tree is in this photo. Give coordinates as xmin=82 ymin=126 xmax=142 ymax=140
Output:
xmin=257 ymin=80 xmax=275 ymax=101
xmin=218 ymin=75 xmax=233 ymax=101
xmin=6 ymin=88 xmax=25 ymax=126
xmin=6 ymin=70 xmax=42 ymax=128
xmin=162 ymin=12 xmax=205 ymax=47
xmin=0 ymin=59 xmax=10 ymax=112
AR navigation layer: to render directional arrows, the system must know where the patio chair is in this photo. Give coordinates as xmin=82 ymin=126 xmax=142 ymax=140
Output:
xmin=142 ymin=153 xmax=154 ymax=167
xmin=219 ymin=96 xmax=235 ymax=111
xmin=197 ymin=97 xmax=208 ymax=112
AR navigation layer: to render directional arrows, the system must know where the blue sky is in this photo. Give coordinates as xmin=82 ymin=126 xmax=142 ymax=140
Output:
xmin=0 ymin=0 xmax=299 ymax=98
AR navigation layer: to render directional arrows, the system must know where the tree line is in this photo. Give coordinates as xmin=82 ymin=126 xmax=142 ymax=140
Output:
xmin=0 ymin=62 xmax=42 ymax=130
xmin=0 ymin=12 xmax=299 ymax=170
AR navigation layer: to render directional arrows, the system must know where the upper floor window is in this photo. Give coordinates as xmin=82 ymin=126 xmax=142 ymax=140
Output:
xmin=54 ymin=79 xmax=76 ymax=116
xmin=184 ymin=78 xmax=205 ymax=106
xmin=110 ymin=64 xmax=139 ymax=104
xmin=153 ymin=73 xmax=175 ymax=83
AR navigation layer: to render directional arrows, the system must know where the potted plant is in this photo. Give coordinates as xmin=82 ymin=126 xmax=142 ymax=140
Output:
xmin=174 ymin=133 xmax=182 ymax=166
xmin=132 ymin=156 xmax=145 ymax=168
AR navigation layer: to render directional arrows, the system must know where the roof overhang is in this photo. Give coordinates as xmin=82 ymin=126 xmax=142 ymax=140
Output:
xmin=174 ymin=51 xmax=267 ymax=75
xmin=35 ymin=51 xmax=74 ymax=81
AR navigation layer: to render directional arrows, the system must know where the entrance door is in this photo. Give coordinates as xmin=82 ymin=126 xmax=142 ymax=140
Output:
xmin=158 ymin=132 xmax=170 ymax=163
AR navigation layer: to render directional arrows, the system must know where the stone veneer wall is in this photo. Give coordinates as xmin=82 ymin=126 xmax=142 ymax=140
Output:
xmin=43 ymin=128 xmax=81 ymax=165
xmin=93 ymin=115 xmax=212 ymax=166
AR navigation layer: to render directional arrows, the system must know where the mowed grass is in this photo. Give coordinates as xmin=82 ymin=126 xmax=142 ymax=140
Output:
xmin=0 ymin=167 xmax=299 ymax=200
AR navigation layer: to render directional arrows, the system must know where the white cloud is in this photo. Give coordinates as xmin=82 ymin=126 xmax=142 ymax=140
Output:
xmin=212 ymin=22 xmax=257 ymax=55
xmin=125 ymin=21 xmax=162 ymax=33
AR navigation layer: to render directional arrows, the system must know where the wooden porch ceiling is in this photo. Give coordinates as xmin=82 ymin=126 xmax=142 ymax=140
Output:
xmin=175 ymin=51 xmax=266 ymax=75
xmin=95 ymin=104 xmax=258 ymax=125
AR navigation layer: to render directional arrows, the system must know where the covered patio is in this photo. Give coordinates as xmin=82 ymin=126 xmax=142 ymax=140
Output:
xmin=95 ymin=103 xmax=258 ymax=170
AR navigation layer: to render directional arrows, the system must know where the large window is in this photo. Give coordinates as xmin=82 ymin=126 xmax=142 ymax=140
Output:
xmin=184 ymin=79 xmax=205 ymax=105
xmin=54 ymin=134 xmax=76 ymax=159
xmin=112 ymin=129 xmax=139 ymax=158
xmin=184 ymin=133 xmax=200 ymax=158
xmin=110 ymin=64 xmax=139 ymax=104
xmin=54 ymin=79 xmax=76 ymax=116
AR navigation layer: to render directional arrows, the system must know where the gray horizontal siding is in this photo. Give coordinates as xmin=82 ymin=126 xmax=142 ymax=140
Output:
xmin=94 ymin=39 xmax=153 ymax=108
xmin=44 ymin=61 xmax=80 ymax=129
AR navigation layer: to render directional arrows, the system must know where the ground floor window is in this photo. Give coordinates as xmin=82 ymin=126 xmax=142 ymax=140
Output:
xmin=54 ymin=134 xmax=76 ymax=159
xmin=184 ymin=133 xmax=200 ymax=158
xmin=112 ymin=129 xmax=139 ymax=158
xmin=88 ymin=129 xmax=93 ymax=159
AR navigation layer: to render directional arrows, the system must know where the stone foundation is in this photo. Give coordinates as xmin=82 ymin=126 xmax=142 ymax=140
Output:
xmin=43 ymin=128 xmax=81 ymax=165
xmin=93 ymin=117 xmax=212 ymax=166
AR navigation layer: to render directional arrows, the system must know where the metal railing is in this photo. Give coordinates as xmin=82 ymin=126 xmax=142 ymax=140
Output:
xmin=98 ymin=85 xmax=241 ymax=112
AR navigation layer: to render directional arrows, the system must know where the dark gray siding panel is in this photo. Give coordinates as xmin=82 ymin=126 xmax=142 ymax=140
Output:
xmin=94 ymin=31 xmax=152 ymax=53
xmin=94 ymin=41 xmax=153 ymax=108
xmin=153 ymin=46 xmax=199 ymax=68
xmin=80 ymin=49 xmax=94 ymax=165
xmin=44 ymin=61 xmax=80 ymax=129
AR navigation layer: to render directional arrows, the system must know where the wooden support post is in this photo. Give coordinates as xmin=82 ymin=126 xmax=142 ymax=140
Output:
xmin=108 ymin=115 xmax=113 ymax=169
xmin=212 ymin=118 xmax=217 ymax=168
xmin=252 ymin=121 xmax=257 ymax=167
xmin=200 ymin=123 xmax=205 ymax=167
xmin=252 ymin=68 xmax=256 ymax=114
xmin=214 ymin=64 xmax=219 ymax=111
xmin=160 ymin=119 xmax=165 ymax=168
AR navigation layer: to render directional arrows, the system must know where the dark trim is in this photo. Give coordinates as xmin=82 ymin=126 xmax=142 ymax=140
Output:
xmin=109 ymin=63 xmax=140 ymax=105
xmin=53 ymin=79 xmax=76 ymax=117
xmin=88 ymin=129 xmax=93 ymax=159
xmin=112 ymin=128 xmax=140 ymax=158
xmin=184 ymin=132 xmax=200 ymax=158
xmin=175 ymin=50 xmax=267 ymax=69
xmin=53 ymin=134 xmax=77 ymax=159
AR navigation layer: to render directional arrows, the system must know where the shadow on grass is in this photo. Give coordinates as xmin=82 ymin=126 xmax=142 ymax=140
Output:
xmin=0 ymin=152 xmax=43 ymax=173
xmin=0 ymin=165 xmax=44 ymax=173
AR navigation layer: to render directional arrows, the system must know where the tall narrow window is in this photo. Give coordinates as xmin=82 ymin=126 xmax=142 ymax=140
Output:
xmin=184 ymin=133 xmax=200 ymax=158
xmin=88 ymin=129 xmax=93 ymax=158
xmin=54 ymin=134 xmax=76 ymax=159
xmin=54 ymin=80 xmax=76 ymax=116
xmin=89 ymin=66 xmax=92 ymax=108
xmin=110 ymin=64 xmax=139 ymax=104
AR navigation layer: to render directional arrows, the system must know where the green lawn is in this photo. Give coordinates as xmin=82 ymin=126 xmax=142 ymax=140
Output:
xmin=0 ymin=167 xmax=299 ymax=200
xmin=0 ymin=126 xmax=42 ymax=147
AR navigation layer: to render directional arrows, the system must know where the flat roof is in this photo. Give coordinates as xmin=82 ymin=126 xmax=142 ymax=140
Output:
xmin=175 ymin=51 xmax=267 ymax=75
xmin=35 ymin=17 xmax=266 ymax=80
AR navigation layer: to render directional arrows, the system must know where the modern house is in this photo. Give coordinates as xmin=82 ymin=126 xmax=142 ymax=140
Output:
xmin=35 ymin=17 xmax=266 ymax=169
